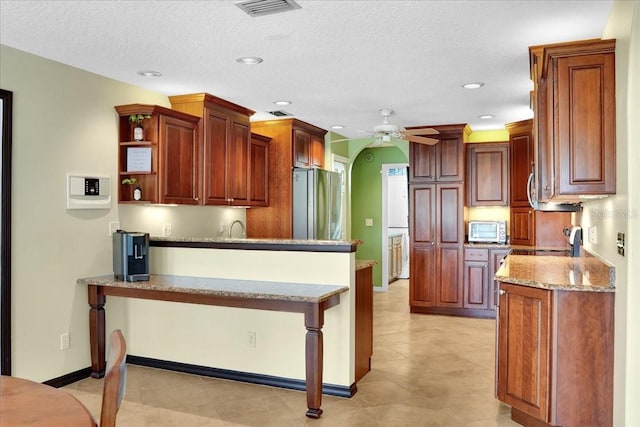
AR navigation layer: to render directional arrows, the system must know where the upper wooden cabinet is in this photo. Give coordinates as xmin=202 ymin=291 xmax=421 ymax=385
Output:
xmin=530 ymin=39 xmax=616 ymax=201
xmin=466 ymin=142 xmax=509 ymax=206
xmin=292 ymin=124 xmax=325 ymax=168
xmin=246 ymin=118 xmax=327 ymax=238
xmin=248 ymin=133 xmax=270 ymax=207
xmin=169 ymin=93 xmax=257 ymax=206
xmin=506 ymin=119 xmax=534 ymax=207
xmin=408 ymin=124 xmax=467 ymax=183
xmin=115 ymin=104 xmax=200 ymax=204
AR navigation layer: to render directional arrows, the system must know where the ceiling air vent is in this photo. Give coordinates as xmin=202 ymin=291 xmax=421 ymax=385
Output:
xmin=268 ymin=110 xmax=292 ymax=117
xmin=235 ymin=0 xmax=301 ymax=17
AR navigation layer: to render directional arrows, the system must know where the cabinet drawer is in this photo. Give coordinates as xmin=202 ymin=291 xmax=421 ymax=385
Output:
xmin=464 ymin=248 xmax=489 ymax=261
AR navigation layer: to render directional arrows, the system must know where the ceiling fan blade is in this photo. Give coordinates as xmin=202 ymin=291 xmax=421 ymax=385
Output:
xmin=403 ymin=128 xmax=439 ymax=136
xmin=404 ymin=134 xmax=439 ymax=145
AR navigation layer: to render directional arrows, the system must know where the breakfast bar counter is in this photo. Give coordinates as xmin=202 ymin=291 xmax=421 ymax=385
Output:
xmin=77 ymin=274 xmax=349 ymax=419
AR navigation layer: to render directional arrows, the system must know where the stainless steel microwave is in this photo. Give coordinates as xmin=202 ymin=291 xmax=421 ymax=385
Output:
xmin=468 ymin=220 xmax=507 ymax=243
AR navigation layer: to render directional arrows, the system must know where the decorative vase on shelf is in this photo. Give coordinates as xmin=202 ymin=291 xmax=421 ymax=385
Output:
xmin=133 ymin=125 xmax=144 ymax=141
xmin=133 ymin=185 xmax=142 ymax=201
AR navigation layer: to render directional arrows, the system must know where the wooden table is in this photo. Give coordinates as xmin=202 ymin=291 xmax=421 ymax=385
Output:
xmin=78 ymin=274 xmax=348 ymax=419
xmin=0 ymin=375 xmax=97 ymax=426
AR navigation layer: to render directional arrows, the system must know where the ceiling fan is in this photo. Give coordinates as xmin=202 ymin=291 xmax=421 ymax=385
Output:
xmin=331 ymin=109 xmax=440 ymax=146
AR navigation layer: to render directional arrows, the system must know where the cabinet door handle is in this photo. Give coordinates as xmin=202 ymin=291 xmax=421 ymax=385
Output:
xmin=499 ymin=289 xmax=506 ymax=296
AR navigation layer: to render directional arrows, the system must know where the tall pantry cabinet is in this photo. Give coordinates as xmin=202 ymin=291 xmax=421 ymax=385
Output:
xmin=409 ymin=124 xmax=467 ymax=314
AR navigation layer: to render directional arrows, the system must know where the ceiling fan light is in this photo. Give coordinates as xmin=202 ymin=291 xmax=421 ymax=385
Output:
xmin=374 ymin=123 xmax=399 ymax=133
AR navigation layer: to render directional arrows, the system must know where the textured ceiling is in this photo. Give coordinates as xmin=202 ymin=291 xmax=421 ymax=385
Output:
xmin=0 ymin=0 xmax=614 ymax=139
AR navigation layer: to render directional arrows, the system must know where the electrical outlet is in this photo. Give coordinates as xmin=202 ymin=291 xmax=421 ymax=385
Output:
xmin=108 ymin=221 xmax=120 ymax=236
xmin=162 ymin=223 xmax=173 ymax=237
xmin=365 ymin=218 xmax=374 ymax=226
xmin=588 ymin=226 xmax=598 ymax=244
xmin=60 ymin=333 xmax=70 ymax=350
xmin=247 ymin=331 xmax=256 ymax=348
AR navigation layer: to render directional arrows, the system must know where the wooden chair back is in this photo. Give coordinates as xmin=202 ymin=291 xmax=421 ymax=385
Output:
xmin=100 ymin=329 xmax=127 ymax=427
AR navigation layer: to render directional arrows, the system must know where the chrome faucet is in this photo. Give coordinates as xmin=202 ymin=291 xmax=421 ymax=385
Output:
xmin=228 ymin=220 xmax=246 ymax=239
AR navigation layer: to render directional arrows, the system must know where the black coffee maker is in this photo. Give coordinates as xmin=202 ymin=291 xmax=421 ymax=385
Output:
xmin=113 ymin=230 xmax=150 ymax=281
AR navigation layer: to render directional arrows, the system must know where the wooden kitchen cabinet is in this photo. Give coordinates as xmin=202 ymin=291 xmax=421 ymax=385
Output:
xmin=507 ymin=119 xmax=536 ymax=245
xmin=247 ymin=133 xmax=270 ymax=207
xmin=115 ymin=104 xmax=200 ymax=204
xmin=461 ymin=246 xmax=507 ymax=318
xmin=463 ymin=248 xmax=489 ymax=311
xmin=509 ymin=207 xmax=535 ymax=246
xmin=169 ymin=93 xmax=257 ymax=206
xmin=466 ymin=142 xmax=509 ymax=206
xmin=355 ymin=262 xmax=374 ymax=382
xmin=497 ymin=283 xmax=614 ymax=426
xmin=408 ymin=124 xmax=467 ymax=183
xmin=246 ymin=119 xmax=327 ymax=238
xmin=409 ymin=124 xmax=466 ymax=314
xmin=410 ymin=183 xmax=464 ymax=312
xmin=293 ymin=125 xmax=325 ymax=168
xmin=511 ymin=207 xmax=570 ymax=247
xmin=506 ymin=119 xmax=534 ymax=207
xmin=507 ymin=119 xmax=571 ymax=247
xmin=530 ymin=39 xmax=616 ymax=201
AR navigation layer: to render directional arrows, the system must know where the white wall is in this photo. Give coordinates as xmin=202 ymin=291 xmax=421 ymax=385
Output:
xmin=131 ymin=247 xmax=355 ymax=384
xmin=578 ymin=2 xmax=639 ymax=425
xmin=0 ymin=45 xmax=246 ymax=381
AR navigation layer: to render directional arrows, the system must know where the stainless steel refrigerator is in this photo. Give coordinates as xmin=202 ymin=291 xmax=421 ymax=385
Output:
xmin=292 ymin=168 xmax=342 ymax=240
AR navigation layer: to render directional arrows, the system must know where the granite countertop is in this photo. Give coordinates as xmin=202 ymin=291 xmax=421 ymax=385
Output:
xmin=150 ymin=237 xmax=359 ymax=253
xmin=77 ymin=274 xmax=349 ymax=303
xmin=495 ymin=252 xmax=615 ymax=292
xmin=356 ymin=259 xmax=377 ymax=271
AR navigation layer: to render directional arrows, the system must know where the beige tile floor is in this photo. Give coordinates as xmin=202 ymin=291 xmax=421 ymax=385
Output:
xmin=65 ymin=279 xmax=518 ymax=426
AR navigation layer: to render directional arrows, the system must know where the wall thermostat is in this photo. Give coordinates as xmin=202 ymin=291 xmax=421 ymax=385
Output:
xmin=67 ymin=174 xmax=111 ymax=209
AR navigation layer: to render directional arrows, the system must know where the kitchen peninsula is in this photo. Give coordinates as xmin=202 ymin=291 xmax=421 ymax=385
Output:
xmin=495 ymin=251 xmax=615 ymax=427
xmin=78 ymin=237 xmax=362 ymax=419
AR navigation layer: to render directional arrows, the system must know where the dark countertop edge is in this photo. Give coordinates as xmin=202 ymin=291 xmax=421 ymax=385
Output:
xmin=150 ymin=239 xmax=358 ymax=253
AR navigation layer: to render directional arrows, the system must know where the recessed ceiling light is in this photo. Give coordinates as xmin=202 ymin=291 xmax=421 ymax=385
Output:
xmin=462 ymin=82 xmax=485 ymax=89
xmin=273 ymin=100 xmax=291 ymax=106
xmin=236 ymin=56 xmax=263 ymax=65
xmin=137 ymin=70 xmax=162 ymax=78
xmin=331 ymin=125 xmax=345 ymax=130
xmin=479 ymin=114 xmax=494 ymax=119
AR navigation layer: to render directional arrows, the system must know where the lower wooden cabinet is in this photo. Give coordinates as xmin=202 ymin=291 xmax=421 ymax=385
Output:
xmin=355 ymin=263 xmax=374 ymax=382
xmin=497 ymin=283 xmax=614 ymax=426
xmin=461 ymin=247 xmax=508 ymax=318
